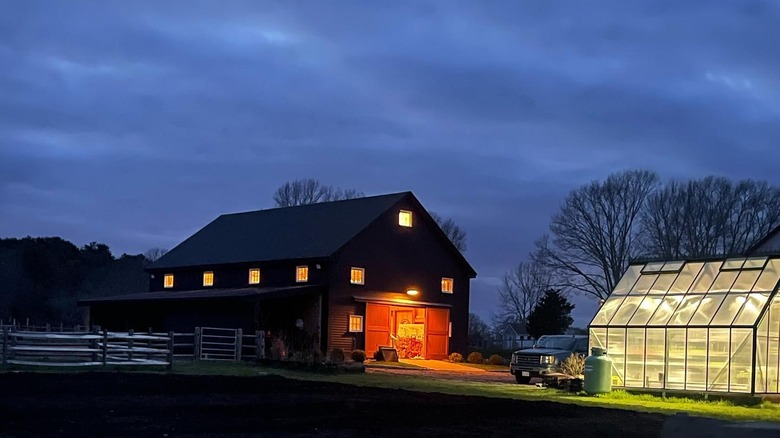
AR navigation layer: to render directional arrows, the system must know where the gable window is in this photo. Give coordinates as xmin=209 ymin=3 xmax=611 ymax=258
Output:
xmin=350 ymin=267 xmax=365 ymax=285
xmin=398 ymin=210 xmax=413 ymax=227
xmin=164 ymin=274 xmax=174 ymax=289
xmin=203 ymin=271 xmax=214 ymax=287
xmin=441 ymin=277 xmax=454 ymax=294
xmin=296 ymin=266 xmax=309 ymax=283
xmin=348 ymin=315 xmax=364 ymax=333
xmin=248 ymin=268 xmax=261 ymax=285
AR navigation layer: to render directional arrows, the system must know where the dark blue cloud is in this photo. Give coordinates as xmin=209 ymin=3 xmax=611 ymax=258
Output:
xmin=2 ymin=1 xmax=779 ymax=327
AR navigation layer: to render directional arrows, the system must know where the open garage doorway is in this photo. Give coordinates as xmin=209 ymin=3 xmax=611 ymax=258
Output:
xmin=365 ymin=303 xmax=449 ymax=360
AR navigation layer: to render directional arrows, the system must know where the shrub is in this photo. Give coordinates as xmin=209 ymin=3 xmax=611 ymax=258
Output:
xmin=487 ymin=354 xmax=505 ymax=365
xmin=467 ymin=351 xmax=483 ymax=364
xmin=448 ymin=352 xmax=463 ymax=363
xmin=374 ymin=349 xmax=383 ymax=361
xmin=351 ymin=349 xmax=366 ymax=363
xmin=329 ymin=348 xmax=345 ymax=364
xmin=557 ymin=353 xmax=586 ymax=376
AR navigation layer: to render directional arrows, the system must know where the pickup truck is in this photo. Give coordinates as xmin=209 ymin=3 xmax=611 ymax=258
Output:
xmin=509 ymin=335 xmax=588 ymax=384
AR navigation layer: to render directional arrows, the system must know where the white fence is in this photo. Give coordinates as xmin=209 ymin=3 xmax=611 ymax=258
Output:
xmin=1 ymin=328 xmax=173 ymax=369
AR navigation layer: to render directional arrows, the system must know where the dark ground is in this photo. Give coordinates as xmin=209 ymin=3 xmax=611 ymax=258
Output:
xmin=0 ymin=372 xmax=665 ymax=437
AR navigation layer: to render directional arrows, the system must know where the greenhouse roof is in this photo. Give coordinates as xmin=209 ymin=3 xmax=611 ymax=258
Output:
xmin=590 ymin=256 xmax=780 ymax=328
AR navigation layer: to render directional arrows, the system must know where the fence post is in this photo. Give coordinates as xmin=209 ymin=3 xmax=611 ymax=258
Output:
xmin=255 ymin=330 xmax=265 ymax=360
xmin=102 ymin=329 xmax=108 ymax=367
xmin=91 ymin=326 xmax=99 ymax=363
xmin=194 ymin=327 xmax=201 ymax=361
xmin=236 ymin=328 xmax=243 ymax=361
xmin=128 ymin=329 xmax=134 ymax=363
xmin=167 ymin=331 xmax=174 ymax=372
xmin=2 ymin=327 xmax=8 ymax=366
xmin=147 ymin=328 xmax=154 ymax=361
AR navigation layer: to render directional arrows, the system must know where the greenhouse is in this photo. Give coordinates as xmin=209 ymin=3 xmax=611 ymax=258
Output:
xmin=589 ymin=256 xmax=780 ymax=394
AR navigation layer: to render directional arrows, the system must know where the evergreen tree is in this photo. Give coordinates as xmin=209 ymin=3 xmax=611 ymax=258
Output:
xmin=526 ymin=289 xmax=574 ymax=339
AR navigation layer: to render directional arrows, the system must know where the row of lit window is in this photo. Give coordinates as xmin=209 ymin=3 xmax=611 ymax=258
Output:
xmin=162 ymin=267 xmax=454 ymax=293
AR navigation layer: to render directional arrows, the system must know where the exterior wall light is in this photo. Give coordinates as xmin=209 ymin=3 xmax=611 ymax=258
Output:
xmin=406 ymin=289 xmax=419 ymax=296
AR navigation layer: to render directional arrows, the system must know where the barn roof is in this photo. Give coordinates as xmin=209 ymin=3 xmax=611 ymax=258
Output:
xmin=79 ymin=285 xmax=319 ymax=304
xmin=149 ymin=192 xmax=410 ymax=269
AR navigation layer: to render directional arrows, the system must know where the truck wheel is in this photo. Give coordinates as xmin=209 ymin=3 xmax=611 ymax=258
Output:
xmin=515 ymin=375 xmax=531 ymax=384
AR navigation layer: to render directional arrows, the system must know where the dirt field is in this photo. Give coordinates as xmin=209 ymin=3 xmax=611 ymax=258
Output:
xmin=0 ymin=372 xmax=665 ymax=437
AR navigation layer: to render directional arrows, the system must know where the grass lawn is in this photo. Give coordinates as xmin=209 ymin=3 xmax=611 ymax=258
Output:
xmin=457 ymin=363 xmax=509 ymax=372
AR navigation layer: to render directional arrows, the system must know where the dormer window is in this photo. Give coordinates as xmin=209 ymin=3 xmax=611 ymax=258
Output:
xmin=350 ymin=267 xmax=365 ymax=285
xmin=441 ymin=277 xmax=454 ymax=294
xmin=398 ymin=210 xmax=413 ymax=227
xmin=203 ymin=271 xmax=214 ymax=287
xmin=296 ymin=266 xmax=309 ymax=283
xmin=249 ymin=268 xmax=261 ymax=285
xmin=164 ymin=274 xmax=174 ymax=289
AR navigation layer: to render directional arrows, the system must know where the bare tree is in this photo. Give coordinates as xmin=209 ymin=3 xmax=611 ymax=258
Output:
xmin=468 ymin=313 xmax=491 ymax=348
xmin=496 ymin=260 xmax=551 ymax=327
xmin=273 ymin=179 xmax=365 ymax=207
xmin=535 ymin=170 xmax=659 ymax=301
xmin=430 ymin=212 xmax=467 ymax=252
xmin=640 ymin=177 xmax=780 ymax=258
xmin=143 ymin=247 xmax=168 ymax=262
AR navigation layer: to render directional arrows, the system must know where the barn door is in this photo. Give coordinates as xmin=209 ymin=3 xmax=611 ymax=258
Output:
xmin=425 ymin=307 xmax=450 ymax=360
xmin=365 ymin=303 xmax=391 ymax=356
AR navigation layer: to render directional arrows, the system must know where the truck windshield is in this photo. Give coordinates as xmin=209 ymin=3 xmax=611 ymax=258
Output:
xmin=536 ymin=337 xmax=576 ymax=350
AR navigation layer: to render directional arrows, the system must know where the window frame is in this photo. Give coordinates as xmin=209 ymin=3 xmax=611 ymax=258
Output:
xmin=296 ymin=266 xmax=309 ymax=283
xmin=248 ymin=268 xmax=261 ymax=285
xmin=350 ymin=267 xmax=365 ymax=285
xmin=202 ymin=271 xmax=214 ymax=287
xmin=441 ymin=277 xmax=454 ymax=294
xmin=163 ymin=273 xmax=174 ymax=289
xmin=398 ymin=210 xmax=413 ymax=228
xmin=348 ymin=315 xmax=364 ymax=333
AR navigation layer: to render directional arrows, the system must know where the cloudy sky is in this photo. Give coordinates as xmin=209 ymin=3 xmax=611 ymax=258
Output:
xmin=2 ymin=1 xmax=779 ymax=326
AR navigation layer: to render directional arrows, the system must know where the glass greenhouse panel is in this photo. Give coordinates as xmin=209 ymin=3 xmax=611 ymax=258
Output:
xmin=721 ymin=258 xmax=745 ymax=270
xmin=642 ymin=261 xmax=666 ymax=273
xmin=661 ymin=261 xmax=685 ymax=272
xmin=613 ymin=265 xmax=643 ymax=295
xmin=625 ymin=328 xmax=645 ymax=387
xmin=767 ymin=296 xmax=780 ymax=393
xmin=688 ymin=293 xmax=727 ymax=326
xmin=607 ymin=328 xmax=626 ymax=386
xmin=609 ymin=297 xmax=644 ymax=325
xmin=589 ymin=327 xmax=607 ymax=351
xmin=666 ymin=328 xmax=686 ymax=389
xmin=707 ymin=328 xmax=730 ymax=392
xmin=733 ymin=293 xmax=770 ymax=326
xmin=685 ymin=328 xmax=708 ymax=391
xmin=710 ymin=294 xmax=748 ymax=326
xmin=649 ymin=273 xmax=678 ymax=293
xmin=590 ymin=295 xmax=626 ymax=326
xmin=628 ymin=296 xmax=663 ymax=326
xmin=669 ymin=262 xmax=705 ymax=293
xmin=743 ymin=257 xmax=768 ymax=270
xmin=691 ymin=263 xmax=727 ymax=293
xmin=731 ymin=269 xmax=761 ymax=292
xmin=647 ymin=295 xmax=684 ymax=325
xmin=667 ymin=295 xmax=702 ymax=326
xmin=645 ymin=328 xmax=666 ymax=389
xmin=753 ymin=259 xmax=780 ymax=291
xmin=729 ymin=328 xmax=753 ymax=393
xmin=756 ymin=315 xmax=769 ymax=393
xmin=630 ymin=274 xmax=658 ymax=295
xmin=706 ymin=271 xmax=739 ymax=293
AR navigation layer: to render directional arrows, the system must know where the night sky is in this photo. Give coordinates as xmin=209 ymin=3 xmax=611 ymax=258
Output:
xmin=2 ymin=2 xmax=780 ymax=327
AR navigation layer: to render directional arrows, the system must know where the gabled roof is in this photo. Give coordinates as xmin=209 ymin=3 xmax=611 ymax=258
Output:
xmin=78 ymin=285 xmax=319 ymax=304
xmin=503 ymin=323 xmax=527 ymax=336
xmin=150 ymin=192 xmax=409 ymax=269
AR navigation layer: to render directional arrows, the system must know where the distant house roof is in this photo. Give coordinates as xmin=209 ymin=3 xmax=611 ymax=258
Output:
xmin=78 ymin=285 xmax=319 ymax=304
xmin=150 ymin=192 xmax=409 ymax=269
xmin=148 ymin=191 xmax=476 ymax=277
xmin=503 ymin=323 xmax=527 ymax=336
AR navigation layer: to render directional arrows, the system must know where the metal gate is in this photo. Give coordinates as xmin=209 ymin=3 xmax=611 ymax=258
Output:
xmin=199 ymin=327 xmax=238 ymax=361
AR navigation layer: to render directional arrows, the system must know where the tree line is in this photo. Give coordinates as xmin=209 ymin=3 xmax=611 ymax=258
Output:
xmin=484 ymin=170 xmax=780 ymax=344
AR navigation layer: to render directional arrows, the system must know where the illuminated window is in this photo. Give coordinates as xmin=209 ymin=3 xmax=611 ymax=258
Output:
xmin=164 ymin=274 xmax=174 ymax=289
xmin=441 ymin=277 xmax=454 ymax=294
xmin=350 ymin=267 xmax=365 ymax=285
xmin=248 ymin=268 xmax=261 ymax=285
xmin=203 ymin=271 xmax=214 ymax=287
xmin=348 ymin=315 xmax=364 ymax=333
xmin=296 ymin=266 xmax=309 ymax=283
xmin=398 ymin=210 xmax=413 ymax=227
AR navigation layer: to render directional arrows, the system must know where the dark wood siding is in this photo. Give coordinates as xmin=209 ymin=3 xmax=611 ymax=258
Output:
xmin=328 ymin=197 xmax=472 ymax=356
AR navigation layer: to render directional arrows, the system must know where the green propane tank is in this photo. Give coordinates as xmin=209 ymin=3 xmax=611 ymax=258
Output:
xmin=583 ymin=347 xmax=612 ymax=395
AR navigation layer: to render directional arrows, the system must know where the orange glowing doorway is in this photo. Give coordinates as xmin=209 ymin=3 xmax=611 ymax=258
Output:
xmin=390 ymin=306 xmax=426 ymax=359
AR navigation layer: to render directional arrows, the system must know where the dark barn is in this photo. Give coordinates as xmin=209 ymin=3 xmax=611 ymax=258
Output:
xmin=81 ymin=192 xmax=476 ymax=359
